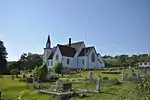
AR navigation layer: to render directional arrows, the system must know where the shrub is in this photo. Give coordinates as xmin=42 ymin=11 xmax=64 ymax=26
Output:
xmin=103 ymin=77 xmax=109 ymax=80
xmin=45 ymin=75 xmax=59 ymax=82
xmin=10 ymin=69 xmax=19 ymax=77
xmin=19 ymin=77 xmax=26 ymax=82
xmin=102 ymin=71 xmax=121 ymax=74
xmin=53 ymin=62 xmax=63 ymax=74
xmin=33 ymin=63 xmax=48 ymax=82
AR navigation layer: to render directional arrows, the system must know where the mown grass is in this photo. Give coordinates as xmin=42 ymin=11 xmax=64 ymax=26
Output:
xmin=0 ymin=76 xmax=53 ymax=100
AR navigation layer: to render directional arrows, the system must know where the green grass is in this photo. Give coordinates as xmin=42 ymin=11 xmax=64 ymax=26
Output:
xmin=0 ymin=76 xmax=53 ymax=100
xmin=0 ymin=69 xmax=143 ymax=100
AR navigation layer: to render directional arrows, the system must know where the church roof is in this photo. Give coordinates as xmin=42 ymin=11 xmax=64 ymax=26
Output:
xmin=47 ymin=47 xmax=56 ymax=60
xmin=47 ymin=41 xmax=96 ymax=59
xmin=64 ymin=41 xmax=84 ymax=51
xmin=58 ymin=44 xmax=76 ymax=57
xmin=47 ymin=52 xmax=54 ymax=60
xmin=78 ymin=47 xmax=94 ymax=56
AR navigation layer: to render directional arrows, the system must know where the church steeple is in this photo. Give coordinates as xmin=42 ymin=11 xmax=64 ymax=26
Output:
xmin=46 ymin=35 xmax=51 ymax=48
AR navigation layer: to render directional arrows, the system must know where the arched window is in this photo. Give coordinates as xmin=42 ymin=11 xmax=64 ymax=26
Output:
xmin=56 ymin=54 xmax=59 ymax=61
xmin=67 ymin=58 xmax=70 ymax=64
xmin=91 ymin=52 xmax=95 ymax=62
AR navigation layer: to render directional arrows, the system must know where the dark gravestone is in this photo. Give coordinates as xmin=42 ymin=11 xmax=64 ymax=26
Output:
xmin=57 ymin=95 xmax=68 ymax=100
xmin=62 ymin=83 xmax=72 ymax=92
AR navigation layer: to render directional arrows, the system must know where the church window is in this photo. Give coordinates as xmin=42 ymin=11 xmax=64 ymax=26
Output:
xmin=82 ymin=59 xmax=84 ymax=65
xmin=67 ymin=58 xmax=70 ymax=64
xmin=51 ymin=61 xmax=53 ymax=66
xmin=47 ymin=61 xmax=49 ymax=66
xmin=56 ymin=54 xmax=59 ymax=61
xmin=91 ymin=52 xmax=95 ymax=62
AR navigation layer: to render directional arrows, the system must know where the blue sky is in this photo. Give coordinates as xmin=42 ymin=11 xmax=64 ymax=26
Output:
xmin=0 ymin=0 xmax=150 ymax=61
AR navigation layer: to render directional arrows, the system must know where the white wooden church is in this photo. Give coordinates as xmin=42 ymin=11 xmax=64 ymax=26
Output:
xmin=43 ymin=35 xmax=105 ymax=69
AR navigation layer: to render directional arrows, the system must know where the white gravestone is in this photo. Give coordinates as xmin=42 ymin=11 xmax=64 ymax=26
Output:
xmin=87 ymin=71 xmax=94 ymax=81
xmin=95 ymin=78 xmax=101 ymax=93
xmin=122 ymin=70 xmax=125 ymax=80
xmin=56 ymin=79 xmax=62 ymax=91
xmin=129 ymin=66 xmax=131 ymax=70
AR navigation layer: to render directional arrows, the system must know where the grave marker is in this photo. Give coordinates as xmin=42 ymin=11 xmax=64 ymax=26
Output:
xmin=87 ymin=71 xmax=94 ymax=81
xmin=95 ymin=78 xmax=101 ymax=93
xmin=56 ymin=79 xmax=62 ymax=92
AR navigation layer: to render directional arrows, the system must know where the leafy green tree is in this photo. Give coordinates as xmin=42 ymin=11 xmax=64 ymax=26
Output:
xmin=53 ymin=62 xmax=63 ymax=74
xmin=102 ymin=54 xmax=150 ymax=68
xmin=18 ymin=53 xmax=43 ymax=70
xmin=33 ymin=66 xmax=39 ymax=78
xmin=33 ymin=63 xmax=48 ymax=81
xmin=38 ymin=63 xmax=48 ymax=81
xmin=0 ymin=40 xmax=8 ymax=74
xmin=10 ymin=69 xmax=19 ymax=77
xmin=8 ymin=62 xmax=19 ymax=71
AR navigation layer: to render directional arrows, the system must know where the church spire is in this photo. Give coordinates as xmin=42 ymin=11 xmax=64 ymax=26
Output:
xmin=47 ymin=35 xmax=51 ymax=44
xmin=46 ymin=34 xmax=51 ymax=48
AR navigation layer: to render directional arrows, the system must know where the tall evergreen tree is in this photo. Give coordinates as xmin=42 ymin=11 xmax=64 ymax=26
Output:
xmin=0 ymin=40 xmax=8 ymax=74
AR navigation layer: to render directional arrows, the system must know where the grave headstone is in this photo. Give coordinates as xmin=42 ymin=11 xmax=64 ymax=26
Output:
xmin=87 ymin=71 xmax=94 ymax=81
xmin=122 ymin=71 xmax=124 ymax=80
xmin=56 ymin=79 xmax=62 ymax=91
xmin=140 ymin=75 xmax=146 ymax=81
xmin=22 ymin=73 xmax=26 ymax=79
xmin=123 ymin=73 xmax=128 ymax=81
xmin=62 ymin=83 xmax=72 ymax=92
xmin=129 ymin=66 xmax=131 ymax=70
xmin=95 ymin=78 xmax=101 ymax=93
xmin=146 ymin=68 xmax=150 ymax=74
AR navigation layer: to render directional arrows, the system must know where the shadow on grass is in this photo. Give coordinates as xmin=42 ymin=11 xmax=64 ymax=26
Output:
xmin=101 ymin=91 xmax=118 ymax=95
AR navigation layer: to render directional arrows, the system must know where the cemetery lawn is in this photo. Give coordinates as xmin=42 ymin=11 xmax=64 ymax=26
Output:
xmin=0 ymin=69 xmax=143 ymax=100
xmin=0 ymin=76 xmax=53 ymax=100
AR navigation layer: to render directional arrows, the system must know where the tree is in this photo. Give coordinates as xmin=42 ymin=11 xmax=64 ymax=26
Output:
xmin=10 ymin=68 xmax=19 ymax=77
xmin=0 ymin=40 xmax=8 ymax=74
xmin=38 ymin=63 xmax=48 ymax=81
xmin=53 ymin=62 xmax=63 ymax=74
xmin=18 ymin=53 xmax=43 ymax=70
xmin=8 ymin=62 xmax=19 ymax=71
xmin=33 ymin=63 xmax=48 ymax=81
xmin=33 ymin=66 xmax=39 ymax=78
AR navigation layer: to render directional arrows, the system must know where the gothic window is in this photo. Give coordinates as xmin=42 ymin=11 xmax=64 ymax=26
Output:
xmin=82 ymin=59 xmax=84 ymax=65
xmin=56 ymin=54 xmax=59 ymax=61
xmin=91 ymin=52 xmax=95 ymax=62
xmin=67 ymin=58 xmax=70 ymax=64
xmin=47 ymin=61 xmax=49 ymax=66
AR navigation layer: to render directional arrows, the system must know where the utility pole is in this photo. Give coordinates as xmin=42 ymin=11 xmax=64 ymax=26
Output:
xmin=84 ymin=31 xmax=87 ymax=70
